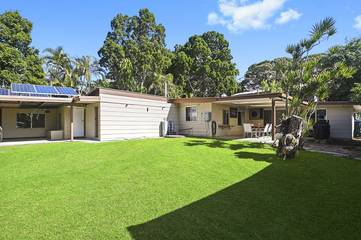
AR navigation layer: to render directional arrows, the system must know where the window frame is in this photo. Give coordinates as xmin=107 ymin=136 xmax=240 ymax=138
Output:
xmin=31 ymin=113 xmax=46 ymax=128
xmin=16 ymin=112 xmax=46 ymax=129
xmin=237 ymin=110 xmax=245 ymax=126
xmin=223 ymin=109 xmax=230 ymax=125
xmin=16 ymin=113 xmax=32 ymax=129
xmin=185 ymin=106 xmax=197 ymax=122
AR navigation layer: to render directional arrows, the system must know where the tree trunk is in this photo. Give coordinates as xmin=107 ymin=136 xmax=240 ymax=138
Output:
xmin=276 ymin=115 xmax=304 ymax=160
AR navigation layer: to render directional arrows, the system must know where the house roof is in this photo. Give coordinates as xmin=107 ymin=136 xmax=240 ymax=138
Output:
xmin=0 ymin=94 xmax=99 ymax=108
xmin=0 ymin=95 xmax=73 ymax=104
xmin=232 ymin=90 xmax=264 ymax=96
xmin=318 ymin=101 xmax=360 ymax=106
xmin=168 ymin=92 xmax=287 ymax=104
xmin=88 ymin=88 xmax=167 ymax=101
xmin=1 ymin=86 xmax=359 ymax=107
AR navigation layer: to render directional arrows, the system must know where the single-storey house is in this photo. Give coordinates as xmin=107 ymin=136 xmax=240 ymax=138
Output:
xmin=0 ymin=84 xmax=360 ymax=142
xmin=0 ymin=85 xmax=175 ymax=141
xmin=170 ymin=96 xmax=361 ymax=141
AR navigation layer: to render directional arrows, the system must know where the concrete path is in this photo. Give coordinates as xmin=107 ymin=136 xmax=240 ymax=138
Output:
xmin=0 ymin=139 xmax=99 ymax=147
xmin=236 ymin=136 xmax=361 ymax=160
xmin=304 ymin=142 xmax=361 ymax=160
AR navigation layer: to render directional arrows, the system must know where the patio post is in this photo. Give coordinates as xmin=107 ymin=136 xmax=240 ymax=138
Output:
xmin=272 ymin=99 xmax=276 ymax=140
xmin=285 ymin=91 xmax=289 ymax=116
xmin=70 ymin=105 xmax=74 ymax=141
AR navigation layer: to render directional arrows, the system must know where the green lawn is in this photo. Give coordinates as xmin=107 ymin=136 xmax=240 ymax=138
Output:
xmin=1 ymin=138 xmax=361 ymax=240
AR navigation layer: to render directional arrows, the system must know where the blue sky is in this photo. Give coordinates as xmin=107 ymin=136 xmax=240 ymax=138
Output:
xmin=1 ymin=0 xmax=361 ymax=77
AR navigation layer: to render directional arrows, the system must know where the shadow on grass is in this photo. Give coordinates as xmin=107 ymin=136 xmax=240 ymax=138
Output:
xmin=183 ymin=138 xmax=266 ymax=152
xmin=128 ymin=139 xmax=361 ymax=240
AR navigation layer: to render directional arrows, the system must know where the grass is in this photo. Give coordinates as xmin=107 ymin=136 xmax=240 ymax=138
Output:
xmin=0 ymin=138 xmax=361 ymax=240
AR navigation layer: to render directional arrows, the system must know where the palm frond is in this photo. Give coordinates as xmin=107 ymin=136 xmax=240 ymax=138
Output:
xmin=310 ymin=17 xmax=336 ymax=41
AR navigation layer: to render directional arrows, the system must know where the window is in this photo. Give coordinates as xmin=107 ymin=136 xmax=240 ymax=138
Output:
xmin=32 ymin=114 xmax=45 ymax=128
xmin=230 ymin=107 xmax=238 ymax=118
xmin=223 ymin=110 xmax=229 ymax=125
xmin=249 ymin=108 xmax=263 ymax=120
xmin=186 ymin=106 xmax=197 ymax=121
xmin=316 ymin=109 xmax=327 ymax=121
xmin=16 ymin=113 xmax=45 ymax=128
xmin=237 ymin=111 xmax=245 ymax=126
xmin=17 ymin=113 xmax=31 ymax=128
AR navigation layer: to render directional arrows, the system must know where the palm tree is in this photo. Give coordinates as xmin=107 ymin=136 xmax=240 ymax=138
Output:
xmin=275 ymin=18 xmax=338 ymax=115
xmin=43 ymin=47 xmax=76 ymax=87
xmin=43 ymin=47 xmax=106 ymax=92
xmin=74 ymin=56 xmax=105 ymax=94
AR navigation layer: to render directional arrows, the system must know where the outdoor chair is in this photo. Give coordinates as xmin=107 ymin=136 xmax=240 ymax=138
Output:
xmin=262 ymin=123 xmax=272 ymax=136
xmin=243 ymin=123 xmax=255 ymax=138
xmin=262 ymin=123 xmax=270 ymax=136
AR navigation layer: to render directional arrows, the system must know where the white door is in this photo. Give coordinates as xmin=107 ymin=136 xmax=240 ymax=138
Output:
xmin=74 ymin=108 xmax=85 ymax=137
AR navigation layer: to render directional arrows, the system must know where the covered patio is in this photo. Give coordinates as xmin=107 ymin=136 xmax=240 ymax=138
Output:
xmin=171 ymin=92 xmax=299 ymax=140
xmin=214 ymin=92 xmax=292 ymax=140
xmin=0 ymin=95 xmax=100 ymax=142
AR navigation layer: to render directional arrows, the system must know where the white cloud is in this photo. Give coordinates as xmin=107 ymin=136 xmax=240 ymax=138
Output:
xmin=275 ymin=9 xmax=302 ymax=24
xmin=208 ymin=12 xmax=227 ymax=26
xmin=208 ymin=0 xmax=288 ymax=32
xmin=354 ymin=15 xmax=361 ymax=30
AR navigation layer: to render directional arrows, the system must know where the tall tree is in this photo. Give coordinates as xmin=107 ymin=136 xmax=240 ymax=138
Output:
xmin=168 ymin=31 xmax=239 ymax=97
xmin=74 ymin=56 xmax=105 ymax=94
xmin=241 ymin=57 xmax=291 ymax=91
xmin=323 ymin=38 xmax=361 ymax=101
xmin=43 ymin=47 xmax=74 ymax=86
xmin=262 ymin=18 xmax=354 ymax=117
xmin=98 ymin=9 xmax=172 ymax=95
xmin=0 ymin=11 xmax=45 ymax=86
xmin=43 ymin=47 xmax=106 ymax=92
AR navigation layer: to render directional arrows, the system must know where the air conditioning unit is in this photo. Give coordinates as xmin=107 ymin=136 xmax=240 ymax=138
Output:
xmin=204 ymin=112 xmax=212 ymax=122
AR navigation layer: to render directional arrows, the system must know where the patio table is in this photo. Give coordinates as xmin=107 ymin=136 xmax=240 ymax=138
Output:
xmin=252 ymin=126 xmax=264 ymax=137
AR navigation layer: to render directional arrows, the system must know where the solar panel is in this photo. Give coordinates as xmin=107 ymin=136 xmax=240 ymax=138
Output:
xmin=30 ymin=93 xmax=49 ymax=97
xmin=0 ymin=88 xmax=9 ymax=95
xmin=7 ymin=83 xmax=77 ymax=97
xmin=55 ymin=87 xmax=77 ymax=96
xmin=11 ymin=83 xmax=36 ymax=93
xmin=34 ymin=85 xmax=58 ymax=94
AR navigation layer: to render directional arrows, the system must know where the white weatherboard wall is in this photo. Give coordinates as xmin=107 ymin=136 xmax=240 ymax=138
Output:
xmin=320 ymin=105 xmax=354 ymax=140
xmin=99 ymin=93 xmax=175 ymax=141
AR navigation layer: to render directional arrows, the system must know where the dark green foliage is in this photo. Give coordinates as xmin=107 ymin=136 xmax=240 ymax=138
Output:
xmin=43 ymin=47 xmax=106 ymax=93
xmin=0 ymin=11 xmax=45 ymax=85
xmin=241 ymin=58 xmax=291 ymax=91
xmin=98 ymin=9 xmax=172 ymax=96
xmin=168 ymin=31 xmax=239 ymax=97
xmin=323 ymin=38 xmax=361 ymax=101
xmin=98 ymin=11 xmax=239 ymax=97
xmin=258 ymin=17 xmax=355 ymax=120
xmin=351 ymin=83 xmax=361 ymax=102
xmin=243 ymin=30 xmax=361 ymax=102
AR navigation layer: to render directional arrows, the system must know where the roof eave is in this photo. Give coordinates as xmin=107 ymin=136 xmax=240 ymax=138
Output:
xmin=0 ymin=95 xmax=73 ymax=104
xmin=169 ymin=92 xmax=285 ymax=104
